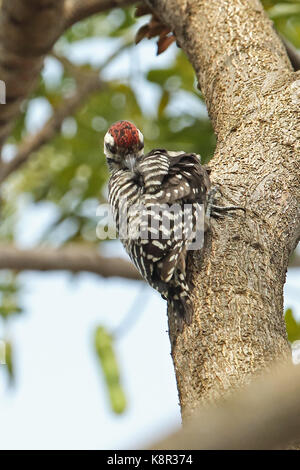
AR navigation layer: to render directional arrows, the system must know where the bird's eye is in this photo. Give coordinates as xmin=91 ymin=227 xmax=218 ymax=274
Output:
xmin=106 ymin=142 xmax=115 ymax=153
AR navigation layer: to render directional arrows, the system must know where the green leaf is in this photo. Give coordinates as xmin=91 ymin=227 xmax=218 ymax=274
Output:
xmin=3 ymin=341 xmax=14 ymax=385
xmin=158 ymin=90 xmax=169 ymax=117
xmin=0 ymin=283 xmax=18 ymax=294
xmin=147 ymin=69 xmax=175 ymax=85
xmin=285 ymin=308 xmax=300 ymax=343
xmin=94 ymin=326 xmax=127 ymax=414
xmin=0 ymin=305 xmax=23 ymax=319
xmin=268 ymin=3 xmax=300 ymax=19
xmin=262 ymin=0 xmax=300 ymax=47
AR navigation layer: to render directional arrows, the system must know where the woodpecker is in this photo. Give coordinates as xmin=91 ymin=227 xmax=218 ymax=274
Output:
xmin=104 ymin=120 xmax=243 ymax=332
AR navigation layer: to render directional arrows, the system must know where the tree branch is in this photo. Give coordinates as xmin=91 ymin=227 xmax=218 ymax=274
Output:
xmin=282 ymin=38 xmax=300 ymax=72
xmin=151 ymin=361 xmax=300 ymax=450
xmin=63 ymin=0 xmax=136 ymax=30
xmin=288 ymin=252 xmax=300 ymax=269
xmin=0 ymin=0 xmax=65 ymax=150
xmin=0 ymin=244 xmax=142 ymax=280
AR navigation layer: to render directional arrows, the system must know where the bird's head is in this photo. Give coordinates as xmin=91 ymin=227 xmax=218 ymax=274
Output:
xmin=104 ymin=120 xmax=144 ymax=172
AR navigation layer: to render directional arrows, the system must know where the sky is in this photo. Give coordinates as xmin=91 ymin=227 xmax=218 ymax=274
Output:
xmin=0 ymin=20 xmax=299 ymax=451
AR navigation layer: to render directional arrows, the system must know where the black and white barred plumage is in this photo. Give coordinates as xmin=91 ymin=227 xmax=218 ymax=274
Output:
xmin=104 ymin=120 xmax=242 ymax=332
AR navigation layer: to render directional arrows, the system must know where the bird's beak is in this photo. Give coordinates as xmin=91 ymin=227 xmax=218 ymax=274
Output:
xmin=125 ymin=155 xmax=136 ymax=173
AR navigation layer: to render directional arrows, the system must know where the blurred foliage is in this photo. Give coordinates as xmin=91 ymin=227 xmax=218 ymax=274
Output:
xmin=0 ymin=274 xmax=20 ymax=384
xmin=262 ymin=1 xmax=300 ymax=46
xmin=4 ymin=340 xmax=14 ymax=385
xmin=0 ymin=337 xmax=14 ymax=385
xmin=0 ymin=274 xmax=22 ymax=320
xmin=0 ymin=1 xmax=299 ymax=410
xmin=285 ymin=308 xmax=300 ymax=343
xmin=5 ymin=2 xmax=299 ymax=248
xmin=94 ymin=326 xmax=127 ymax=414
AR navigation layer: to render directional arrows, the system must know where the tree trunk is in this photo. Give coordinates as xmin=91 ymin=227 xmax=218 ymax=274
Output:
xmin=147 ymin=0 xmax=300 ymax=419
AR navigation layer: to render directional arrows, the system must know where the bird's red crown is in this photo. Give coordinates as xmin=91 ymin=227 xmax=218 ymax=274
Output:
xmin=108 ymin=120 xmax=140 ymax=149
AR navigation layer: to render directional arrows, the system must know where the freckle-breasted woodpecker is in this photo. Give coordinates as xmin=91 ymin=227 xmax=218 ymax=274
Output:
xmin=104 ymin=120 xmax=244 ymax=332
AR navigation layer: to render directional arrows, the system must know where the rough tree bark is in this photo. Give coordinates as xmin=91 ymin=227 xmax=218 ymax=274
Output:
xmin=152 ymin=361 xmax=300 ymax=450
xmin=146 ymin=0 xmax=300 ymax=418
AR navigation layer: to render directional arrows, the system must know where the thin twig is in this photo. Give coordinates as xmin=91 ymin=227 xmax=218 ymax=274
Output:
xmin=282 ymin=37 xmax=300 ymax=72
xmin=113 ymin=283 xmax=149 ymax=338
xmin=64 ymin=0 xmax=136 ymax=30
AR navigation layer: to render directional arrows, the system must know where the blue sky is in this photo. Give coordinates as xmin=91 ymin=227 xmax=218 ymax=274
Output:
xmin=0 ymin=27 xmax=299 ymax=451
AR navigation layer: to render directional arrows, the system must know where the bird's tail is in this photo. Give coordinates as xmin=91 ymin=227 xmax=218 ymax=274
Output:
xmin=168 ymin=287 xmax=193 ymax=333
